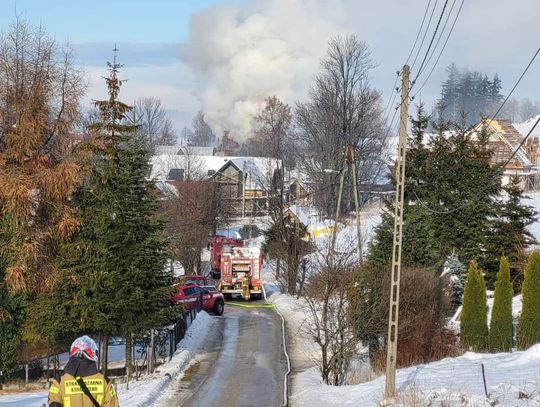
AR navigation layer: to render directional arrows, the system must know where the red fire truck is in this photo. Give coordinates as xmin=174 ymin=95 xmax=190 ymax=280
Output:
xmin=219 ymin=246 xmax=263 ymax=301
xmin=209 ymin=235 xmax=244 ymax=279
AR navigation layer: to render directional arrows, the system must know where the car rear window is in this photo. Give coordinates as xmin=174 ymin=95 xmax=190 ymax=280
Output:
xmin=183 ymin=287 xmax=195 ymax=295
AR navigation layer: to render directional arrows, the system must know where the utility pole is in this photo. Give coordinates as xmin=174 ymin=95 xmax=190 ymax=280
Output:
xmin=385 ymin=64 xmax=410 ymax=399
xmin=329 ymin=165 xmax=346 ymax=263
xmin=330 ymin=144 xmax=363 ymax=263
xmin=242 ymin=163 xmax=246 ymax=218
xmin=347 ymin=145 xmax=363 ymax=263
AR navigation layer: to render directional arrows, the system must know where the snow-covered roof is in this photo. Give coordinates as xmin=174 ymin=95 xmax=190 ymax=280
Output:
xmin=514 ymin=115 xmax=540 ymax=139
xmin=150 ymin=154 xmax=230 ymax=181
xmin=155 ymin=181 xmax=179 ymax=197
xmin=154 ymin=145 xmax=216 ymax=156
xmin=471 ymin=119 xmax=533 ymax=169
xmin=220 ymin=157 xmax=282 ymax=190
xmin=178 ymin=146 xmax=215 ymax=156
xmin=285 ymin=168 xmax=315 ymax=186
xmin=285 ymin=204 xmax=319 ymax=227
xmin=154 ymin=145 xmax=181 ymax=155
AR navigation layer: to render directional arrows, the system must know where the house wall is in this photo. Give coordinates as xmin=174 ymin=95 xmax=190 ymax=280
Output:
xmin=213 ymin=164 xmax=269 ymax=217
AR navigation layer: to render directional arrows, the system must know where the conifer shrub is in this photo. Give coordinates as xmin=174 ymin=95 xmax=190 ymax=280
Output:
xmin=442 ymin=252 xmax=466 ymax=310
xmin=517 ymin=250 xmax=540 ymax=349
xmin=489 ymin=256 xmax=513 ymax=352
xmin=460 ymin=260 xmax=488 ymax=351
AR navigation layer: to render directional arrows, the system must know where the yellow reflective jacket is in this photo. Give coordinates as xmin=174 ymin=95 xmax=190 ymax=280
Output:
xmin=48 ymin=372 xmax=119 ymax=407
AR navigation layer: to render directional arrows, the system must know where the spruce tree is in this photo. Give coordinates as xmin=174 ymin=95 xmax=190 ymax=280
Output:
xmin=63 ymin=53 xmax=180 ymax=377
xmin=517 ymin=251 xmax=540 ymax=349
xmin=489 ymin=177 xmax=538 ymax=289
xmin=460 ymin=260 xmax=488 ymax=351
xmin=489 ymin=256 xmax=514 ymax=352
xmin=442 ymin=252 xmax=466 ymax=310
xmin=368 ymin=105 xmax=504 ymax=280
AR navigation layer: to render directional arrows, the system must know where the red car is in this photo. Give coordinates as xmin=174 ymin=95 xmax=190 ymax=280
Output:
xmin=174 ymin=283 xmax=225 ymax=316
xmin=176 ymin=275 xmax=210 ymax=286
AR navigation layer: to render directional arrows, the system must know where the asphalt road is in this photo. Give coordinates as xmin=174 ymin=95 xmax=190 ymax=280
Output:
xmin=166 ymin=301 xmax=287 ymax=407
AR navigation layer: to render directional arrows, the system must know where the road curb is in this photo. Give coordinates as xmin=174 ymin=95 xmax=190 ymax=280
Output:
xmin=263 ymin=283 xmax=291 ymax=407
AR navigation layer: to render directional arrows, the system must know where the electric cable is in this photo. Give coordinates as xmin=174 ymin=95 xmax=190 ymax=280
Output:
xmin=413 ymin=115 xmax=540 ymax=215
xmin=411 ymin=0 xmax=465 ymax=98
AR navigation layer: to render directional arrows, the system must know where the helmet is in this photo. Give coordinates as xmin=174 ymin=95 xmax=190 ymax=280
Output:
xmin=70 ymin=335 xmax=99 ymax=362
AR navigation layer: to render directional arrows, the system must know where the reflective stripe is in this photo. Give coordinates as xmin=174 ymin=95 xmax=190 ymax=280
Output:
xmin=49 ymin=385 xmax=60 ymax=394
xmin=97 ymin=394 xmax=104 ymax=404
xmin=63 ymin=396 xmax=71 ymax=407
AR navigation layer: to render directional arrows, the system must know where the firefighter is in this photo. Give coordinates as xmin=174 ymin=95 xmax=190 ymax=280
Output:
xmin=242 ymin=274 xmax=250 ymax=300
xmin=48 ymin=335 xmax=119 ymax=407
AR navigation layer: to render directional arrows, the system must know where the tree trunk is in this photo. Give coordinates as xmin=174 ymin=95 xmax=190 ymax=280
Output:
xmin=276 ymin=258 xmax=281 ymax=279
xmin=46 ymin=346 xmax=50 ymax=383
xmin=125 ymin=334 xmax=133 ymax=379
xmin=196 ymin=248 xmax=202 ymax=275
xmin=286 ymin=259 xmax=297 ymax=295
xmin=102 ymin=336 xmax=109 ymax=377
xmin=298 ymin=259 xmax=307 ymax=298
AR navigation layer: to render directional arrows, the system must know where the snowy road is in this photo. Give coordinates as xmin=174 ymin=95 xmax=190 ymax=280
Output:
xmin=160 ymin=302 xmax=286 ymax=407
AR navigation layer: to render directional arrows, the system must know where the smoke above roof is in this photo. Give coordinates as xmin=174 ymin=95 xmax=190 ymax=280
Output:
xmin=181 ymin=0 xmax=350 ymax=140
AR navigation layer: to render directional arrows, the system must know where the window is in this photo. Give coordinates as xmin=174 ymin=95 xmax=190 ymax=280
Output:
xmin=183 ymin=287 xmax=195 ymax=296
xmin=168 ymin=168 xmax=184 ymax=181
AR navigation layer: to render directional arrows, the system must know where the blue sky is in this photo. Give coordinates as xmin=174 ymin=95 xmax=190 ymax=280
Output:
xmin=0 ymin=0 xmax=237 ymax=129
xmin=0 ymin=0 xmax=228 ymax=43
xmin=0 ymin=0 xmax=539 ymax=135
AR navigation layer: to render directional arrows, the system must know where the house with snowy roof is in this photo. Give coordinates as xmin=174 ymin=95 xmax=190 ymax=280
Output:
xmin=150 ymin=154 xmax=230 ymax=182
xmin=211 ymin=157 xmax=282 ymax=217
xmin=283 ymin=204 xmax=334 ymax=238
xmin=284 ymin=169 xmax=316 ymax=206
xmin=154 ymin=145 xmax=216 ymax=156
xmin=470 ymin=118 xmax=540 ymax=191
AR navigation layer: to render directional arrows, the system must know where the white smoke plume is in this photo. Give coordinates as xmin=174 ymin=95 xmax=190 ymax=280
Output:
xmin=181 ymin=0 xmax=351 ymax=140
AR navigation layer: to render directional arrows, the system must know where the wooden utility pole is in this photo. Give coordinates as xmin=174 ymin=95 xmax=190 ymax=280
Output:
xmin=242 ymin=163 xmax=246 ymax=218
xmin=330 ymin=144 xmax=364 ymax=263
xmin=347 ymin=145 xmax=363 ymax=263
xmin=329 ymin=166 xmax=346 ymax=263
xmin=385 ymin=64 xmax=410 ymax=399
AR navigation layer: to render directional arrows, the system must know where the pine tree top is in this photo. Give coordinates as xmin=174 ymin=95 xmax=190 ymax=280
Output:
xmin=89 ymin=48 xmax=139 ymax=145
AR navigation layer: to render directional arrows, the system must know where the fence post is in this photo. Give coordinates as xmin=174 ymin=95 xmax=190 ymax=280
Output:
xmin=46 ymin=349 xmax=50 ymax=383
xmin=148 ymin=329 xmax=155 ymax=374
xmin=169 ymin=330 xmax=173 ymax=360
xmin=481 ymin=363 xmax=488 ymax=398
xmin=510 ymin=321 xmax=514 ymax=352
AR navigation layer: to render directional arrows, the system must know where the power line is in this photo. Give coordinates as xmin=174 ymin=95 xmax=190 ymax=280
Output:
xmin=413 ymin=0 xmax=450 ymax=82
xmin=417 ymin=0 xmax=458 ymax=77
xmin=382 ymin=72 xmax=401 ymax=125
xmin=410 ymin=0 xmax=439 ymax=72
xmin=384 ymin=0 xmax=449 ymax=136
xmin=404 ymin=0 xmax=434 ymax=66
xmin=488 ymin=47 xmax=540 ymax=123
xmin=412 ymin=46 xmax=540 ymax=190
xmin=386 ymin=0 xmax=453 ymax=137
xmin=414 ymin=115 xmax=540 ymax=215
xmin=411 ymin=0 xmax=465 ymax=98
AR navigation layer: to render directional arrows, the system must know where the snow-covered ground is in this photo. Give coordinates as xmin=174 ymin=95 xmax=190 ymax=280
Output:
xmin=267 ymin=288 xmax=540 ymax=407
xmin=0 ymin=312 xmax=214 ymax=407
xmin=293 ymin=345 xmax=540 ymax=406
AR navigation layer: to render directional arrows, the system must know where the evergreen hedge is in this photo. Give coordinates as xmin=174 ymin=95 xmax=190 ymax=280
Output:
xmin=460 ymin=260 xmax=488 ymax=351
xmin=489 ymin=256 xmax=513 ymax=352
xmin=517 ymin=250 xmax=540 ymax=349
